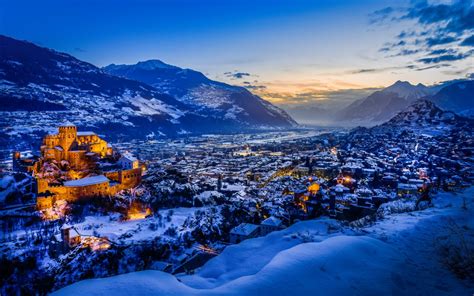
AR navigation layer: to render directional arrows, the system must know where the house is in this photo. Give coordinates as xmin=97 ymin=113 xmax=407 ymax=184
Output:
xmin=229 ymin=223 xmax=260 ymax=244
xmin=260 ymin=216 xmax=283 ymax=236
xmin=397 ymin=183 xmax=419 ymax=197
xmin=119 ymin=152 xmax=139 ymax=170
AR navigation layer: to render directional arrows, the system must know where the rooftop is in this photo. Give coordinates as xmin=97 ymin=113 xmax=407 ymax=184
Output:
xmin=64 ymin=175 xmax=109 ymax=187
xmin=230 ymin=223 xmax=259 ymax=236
xmin=261 ymin=216 xmax=282 ymax=227
xmin=121 ymin=152 xmax=138 ymax=162
xmin=77 ymin=131 xmax=97 ymax=136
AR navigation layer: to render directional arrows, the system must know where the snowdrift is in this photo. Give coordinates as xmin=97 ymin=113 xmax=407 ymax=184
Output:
xmin=54 ymin=188 xmax=474 ymax=296
xmin=53 ymin=235 xmax=400 ymax=296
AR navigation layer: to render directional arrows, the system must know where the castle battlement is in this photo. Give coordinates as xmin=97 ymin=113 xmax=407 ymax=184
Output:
xmin=13 ymin=125 xmax=143 ymax=210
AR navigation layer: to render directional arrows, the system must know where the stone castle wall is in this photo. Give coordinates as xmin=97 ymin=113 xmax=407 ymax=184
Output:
xmin=31 ymin=125 xmax=142 ymax=210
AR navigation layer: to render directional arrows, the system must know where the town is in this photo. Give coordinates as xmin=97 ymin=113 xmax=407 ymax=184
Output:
xmin=1 ymin=107 xmax=473 ymax=293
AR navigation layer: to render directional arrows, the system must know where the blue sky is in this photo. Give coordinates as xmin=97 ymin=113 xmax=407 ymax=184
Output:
xmin=1 ymin=0 xmax=473 ymax=106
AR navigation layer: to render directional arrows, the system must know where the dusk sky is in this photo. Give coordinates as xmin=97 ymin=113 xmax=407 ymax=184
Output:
xmin=1 ymin=0 xmax=473 ymax=107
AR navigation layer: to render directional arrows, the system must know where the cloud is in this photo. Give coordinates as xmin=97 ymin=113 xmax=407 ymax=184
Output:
xmin=396 ymin=30 xmax=416 ymax=39
xmin=368 ymin=7 xmax=404 ymax=24
xmin=390 ymin=49 xmax=422 ymax=56
xmin=415 ymin=63 xmax=450 ymax=71
xmin=348 ymin=62 xmax=452 ymax=73
xmin=402 ymin=0 xmax=473 ymax=34
xmin=425 ymin=35 xmax=458 ymax=46
xmin=372 ymin=0 xmax=474 ymax=67
xmin=441 ymin=67 xmax=472 ymax=76
xmin=460 ymin=34 xmax=474 ymax=46
xmin=417 ymin=50 xmax=473 ymax=64
xmin=348 ymin=64 xmax=417 ymax=74
xmin=242 ymin=81 xmax=267 ymax=90
xmin=257 ymin=87 xmax=380 ymax=108
xmin=224 ymin=71 xmax=251 ymax=79
xmin=349 ymin=67 xmax=396 ymax=74
xmin=429 ymin=48 xmax=456 ymax=55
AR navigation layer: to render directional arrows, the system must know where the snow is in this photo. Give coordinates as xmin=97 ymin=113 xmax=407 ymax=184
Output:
xmin=53 ymin=188 xmax=474 ymax=295
xmin=120 ymin=152 xmax=138 ymax=162
xmin=77 ymin=131 xmax=97 ymax=136
xmin=0 ymin=175 xmax=16 ymax=203
xmin=128 ymin=95 xmax=184 ymax=119
xmin=229 ymin=223 xmax=259 ymax=236
xmin=194 ymin=191 xmax=222 ymax=205
xmin=63 ymin=175 xmax=109 ymax=187
xmin=261 ymin=216 xmax=282 ymax=227
xmin=69 ymin=207 xmax=205 ymax=243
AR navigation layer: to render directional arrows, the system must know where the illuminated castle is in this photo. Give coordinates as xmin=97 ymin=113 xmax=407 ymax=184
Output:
xmin=13 ymin=125 xmax=143 ymax=210
xmin=41 ymin=125 xmax=111 ymax=168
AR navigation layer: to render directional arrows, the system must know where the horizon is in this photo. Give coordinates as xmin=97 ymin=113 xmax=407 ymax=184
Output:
xmin=2 ymin=0 xmax=473 ymax=110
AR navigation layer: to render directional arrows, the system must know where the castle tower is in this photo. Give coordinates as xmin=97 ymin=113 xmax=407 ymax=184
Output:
xmin=58 ymin=125 xmax=77 ymax=154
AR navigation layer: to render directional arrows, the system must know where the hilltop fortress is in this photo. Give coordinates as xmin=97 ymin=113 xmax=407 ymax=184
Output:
xmin=13 ymin=125 xmax=143 ymax=210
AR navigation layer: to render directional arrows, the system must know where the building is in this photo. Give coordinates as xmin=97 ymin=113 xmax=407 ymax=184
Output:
xmin=119 ymin=152 xmax=139 ymax=170
xmin=397 ymin=183 xmax=419 ymax=197
xmin=13 ymin=125 xmax=143 ymax=210
xmin=260 ymin=216 xmax=284 ymax=236
xmin=229 ymin=223 xmax=260 ymax=244
xmin=40 ymin=125 xmax=112 ymax=168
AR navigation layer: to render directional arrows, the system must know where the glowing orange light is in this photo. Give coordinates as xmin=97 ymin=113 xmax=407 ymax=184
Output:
xmin=308 ymin=183 xmax=320 ymax=194
xmin=127 ymin=201 xmax=152 ymax=220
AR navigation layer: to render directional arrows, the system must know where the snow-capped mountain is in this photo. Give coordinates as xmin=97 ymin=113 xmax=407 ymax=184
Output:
xmin=382 ymin=80 xmax=432 ymax=101
xmin=0 ymin=35 xmax=192 ymax=142
xmin=103 ymin=60 xmax=297 ymax=127
xmin=429 ymin=80 xmax=474 ymax=118
xmin=338 ymin=80 xmax=435 ymax=124
xmin=0 ymin=35 xmax=297 ymax=146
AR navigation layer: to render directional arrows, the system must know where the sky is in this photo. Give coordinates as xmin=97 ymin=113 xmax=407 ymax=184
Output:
xmin=1 ymin=0 xmax=473 ymax=108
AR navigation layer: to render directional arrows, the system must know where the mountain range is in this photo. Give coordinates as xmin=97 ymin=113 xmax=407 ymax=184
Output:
xmin=103 ymin=60 xmax=295 ymax=127
xmin=338 ymin=79 xmax=474 ymax=125
xmin=1 ymin=34 xmax=472 ymax=147
xmin=0 ymin=35 xmax=296 ymax=146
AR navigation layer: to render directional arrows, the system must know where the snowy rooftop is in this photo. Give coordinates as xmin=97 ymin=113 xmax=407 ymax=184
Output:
xmin=230 ymin=223 xmax=259 ymax=236
xmin=261 ymin=216 xmax=282 ymax=227
xmin=64 ymin=175 xmax=109 ymax=187
xmin=222 ymin=183 xmax=246 ymax=192
xmin=121 ymin=152 xmax=138 ymax=162
xmin=77 ymin=131 xmax=97 ymax=136
xmin=398 ymin=183 xmax=418 ymax=190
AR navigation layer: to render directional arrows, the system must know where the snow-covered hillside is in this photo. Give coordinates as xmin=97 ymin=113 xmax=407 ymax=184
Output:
xmin=337 ymin=79 xmax=474 ymax=126
xmin=0 ymin=35 xmax=191 ymax=143
xmin=430 ymin=80 xmax=474 ymax=118
xmin=103 ymin=60 xmax=298 ymax=128
xmin=54 ymin=187 xmax=474 ymax=295
xmin=374 ymin=99 xmax=473 ymax=136
xmin=338 ymin=80 xmax=435 ymax=124
xmin=0 ymin=36 xmax=297 ymax=148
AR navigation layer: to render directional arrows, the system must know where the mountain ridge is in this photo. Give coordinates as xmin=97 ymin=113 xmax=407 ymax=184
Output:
xmin=0 ymin=35 xmax=297 ymax=147
xmin=102 ymin=60 xmax=297 ymax=127
xmin=372 ymin=99 xmax=473 ymax=135
xmin=338 ymin=79 xmax=473 ymax=126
